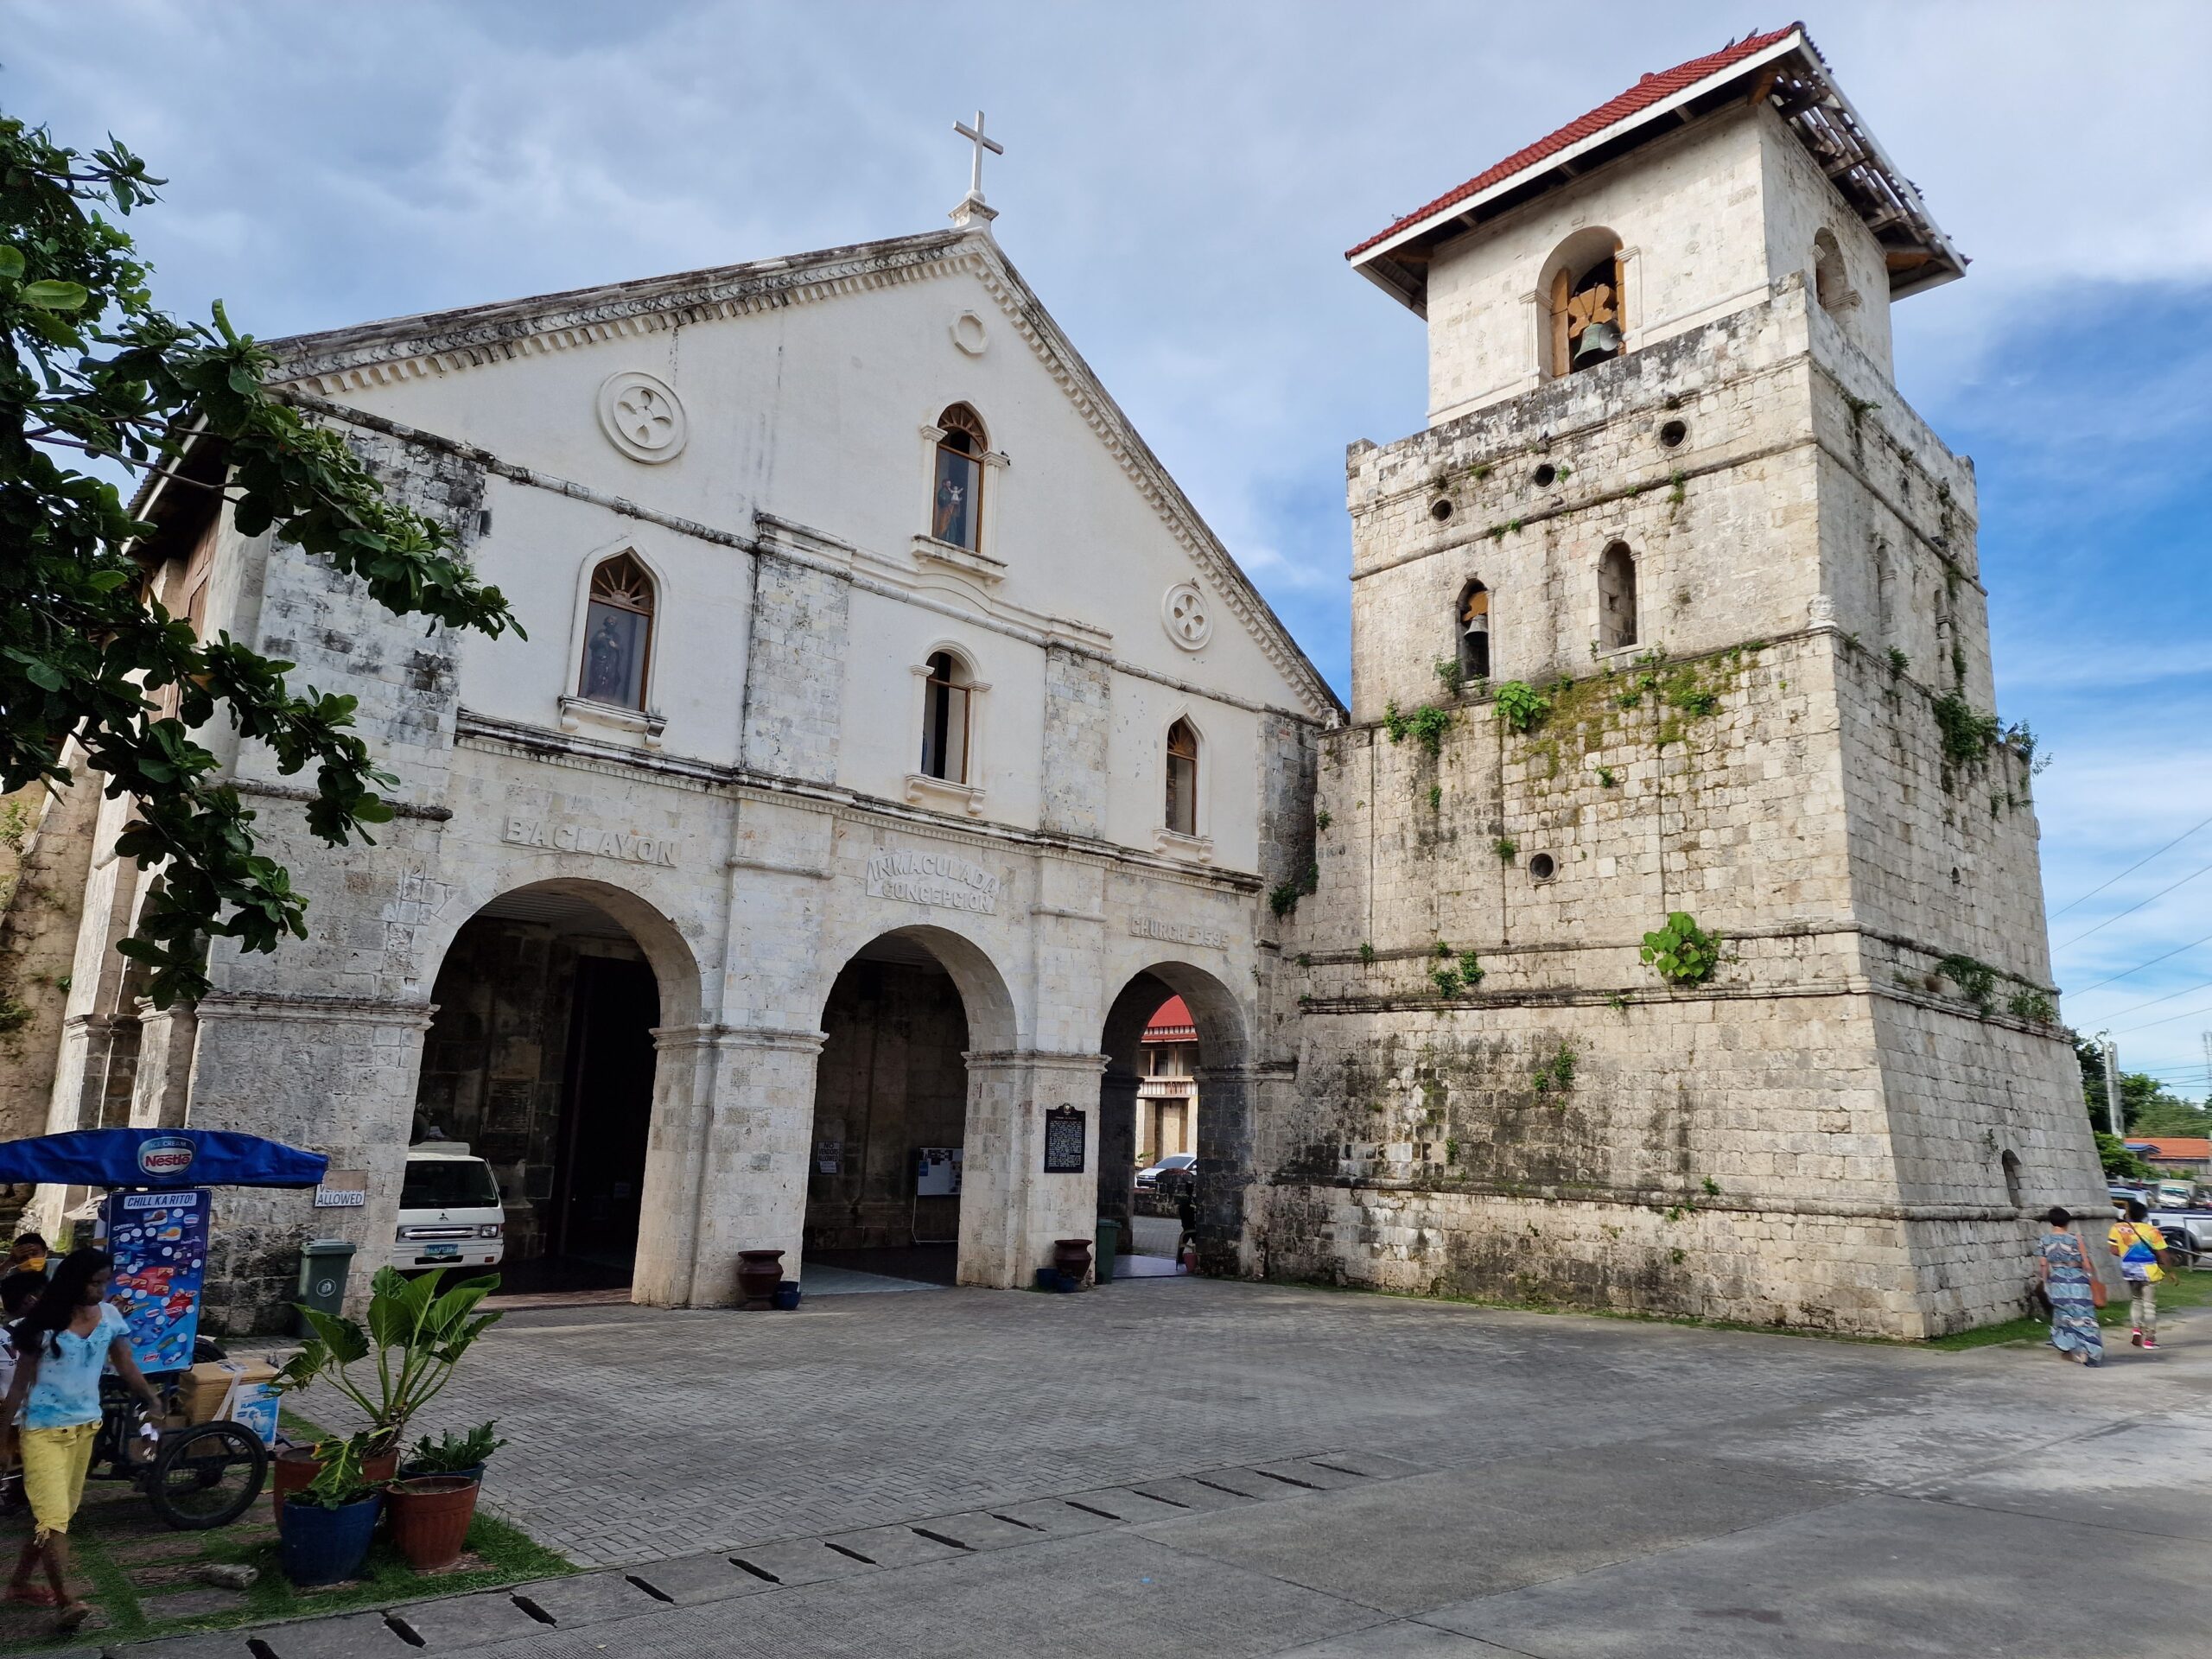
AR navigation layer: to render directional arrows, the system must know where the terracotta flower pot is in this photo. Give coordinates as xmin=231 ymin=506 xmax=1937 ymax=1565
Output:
xmin=1052 ymin=1237 xmax=1093 ymax=1285
xmin=272 ymin=1443 xmax=400 ymax=1529
xmin=385 ymin=1476 xmax=480 ymax=1574
xmin=736 ymin=1249 xmax=785 ymax=1309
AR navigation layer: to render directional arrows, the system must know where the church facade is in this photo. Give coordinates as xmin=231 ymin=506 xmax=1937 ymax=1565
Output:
xmin=21 ymin=207 xmax=1333 ymax=1330
xmin=10 ymin=29 xmax=2107 ymax=1340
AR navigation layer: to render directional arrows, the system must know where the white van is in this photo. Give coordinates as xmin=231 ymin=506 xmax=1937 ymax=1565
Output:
xmin=391 ymin=1144 xmax=506 ymax=1274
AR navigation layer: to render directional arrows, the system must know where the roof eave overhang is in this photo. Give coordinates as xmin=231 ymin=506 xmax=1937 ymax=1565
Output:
xmin=1349 ymin=29 xmax=1965 ymax=316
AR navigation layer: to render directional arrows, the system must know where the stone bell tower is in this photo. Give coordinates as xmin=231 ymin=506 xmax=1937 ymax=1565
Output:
xmin=1266 ymin=25 xmax=2107 ymax=1338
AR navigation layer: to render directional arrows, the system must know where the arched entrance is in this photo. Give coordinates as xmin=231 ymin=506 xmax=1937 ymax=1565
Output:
xmin=804 ymin=925 xmax=1018 ymax=1290
xmin=1098 ymin=963 xmax=1251 ymax=1278
xmin=413 ymin=879 xmax=697 ymax=1294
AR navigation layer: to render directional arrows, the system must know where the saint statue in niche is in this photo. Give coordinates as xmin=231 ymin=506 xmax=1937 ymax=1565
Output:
xmin=583 ymin=614 xmax=629 ymax=703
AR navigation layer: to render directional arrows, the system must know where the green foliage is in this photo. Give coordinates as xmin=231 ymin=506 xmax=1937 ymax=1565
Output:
xmin=1268 ymin=883 xmax=1300 ymax=918
xmin=1427 ymin=782 xmax=1442 ymax=810
xmin=275 ymin=1266 xmax=502 ymax=1455
xmin=0 ymin=115 xmax=521 ymax=1005
xmin=1931 ymin=694 xmax=2000 ymax=769
xmin=1299 ymin=860 xmax=1319 ymax=896
xmin=1887 ymin=646 xmax=1909 ymax=679
xmin=1595 ymin=766 xmax=1617 ymax=788
xmin=1357 ymin=941 xmax=1375 ymax=964
xmin=1935 ymin=952 xmax=1998 ymax=1014
xmin=0 ymin=798 xmax=29 ymax=852
xmin=1667 ymin=469 xmax=1687 ymax=505
xmin=1432 ymin=658 xmax=1460 ymax=693
xmin=1492 ymin=835 xmax=1517 ymax=862
xmin=407 ymin=1421 xmax=508 ymax=1475
xmin=2005 ymin=987 xmax=2055 ymax=1024
xmin=2077 ymin=1035 xmax=2211 ymax=1133
xmin=1529 ymin=1039 xmax=1576 ymax=1099
xmin=1457 ymin=950 xmax=1484 ymax=987
xmin=1640 ymin=912 xmax=1719 ymax=986
xmin=1493 ymin=680 xmax=1550 ymax=733
xmin=293 ymin=1434 xmax=378 ymax=1511
xmin=2095 ymin=1131 xmax=2154 ymax=1181
xmin=1669 ymin=686 xmax=1719 ymax=717
xmin=1314 ymin=810 xmax=1331 ymax=832
xmin=1395 ymin=703 xmax=1456 ymax=754
xmin=1700 ymin=1177 xmax=1721 ymax=1197
xmin=1295 ymin=953 xmax=1312 ymax=969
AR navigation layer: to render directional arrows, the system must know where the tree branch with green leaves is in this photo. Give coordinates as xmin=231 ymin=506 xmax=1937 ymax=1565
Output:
xmin=1 ymin=113 xmax=519 ymax=1007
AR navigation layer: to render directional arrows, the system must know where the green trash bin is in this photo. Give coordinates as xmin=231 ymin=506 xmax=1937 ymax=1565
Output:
xmin=296 ymin=1238 xmax=357 ymax=1337
xmin=1095 ymin=1220 xmax=1118 ymax=1284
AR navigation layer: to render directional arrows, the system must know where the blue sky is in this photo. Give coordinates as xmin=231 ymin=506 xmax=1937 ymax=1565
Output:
xmin=12 ymin=2 xmax=2210 ymax=1091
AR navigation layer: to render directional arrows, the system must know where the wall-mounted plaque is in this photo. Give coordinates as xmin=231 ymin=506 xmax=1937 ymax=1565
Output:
xmin=1042 ymin=1104 xmax=1086 ymax=1174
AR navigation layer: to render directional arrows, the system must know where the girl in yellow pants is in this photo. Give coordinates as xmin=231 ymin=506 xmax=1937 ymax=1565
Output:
xmin=2 ymin=1249 xmax=163 ymax=1634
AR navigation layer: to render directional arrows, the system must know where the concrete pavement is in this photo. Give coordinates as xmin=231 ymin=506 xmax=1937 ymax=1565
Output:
xmin=118 ymin=1274 xmax=2212 ymax=1657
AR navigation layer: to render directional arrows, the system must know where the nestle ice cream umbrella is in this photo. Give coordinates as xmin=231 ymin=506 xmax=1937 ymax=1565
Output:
xmin=0 ymin=1129 xmax=327 ymax=1373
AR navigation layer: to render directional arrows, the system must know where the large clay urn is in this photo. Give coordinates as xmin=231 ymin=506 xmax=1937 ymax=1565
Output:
xmin=737 ymin=1249 xmax=785 ymax=1309
xmin=1052 ymin=1237 xmax=1093 ymax=1286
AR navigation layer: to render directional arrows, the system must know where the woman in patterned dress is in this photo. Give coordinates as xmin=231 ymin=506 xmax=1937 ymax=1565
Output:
xmin=2037 ymin=1207 xmax=2104 ymax=1367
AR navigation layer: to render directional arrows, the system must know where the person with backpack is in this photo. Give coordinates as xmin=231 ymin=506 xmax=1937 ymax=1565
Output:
xmin=2108 ymin=1198 xmax=2171 ymax=1351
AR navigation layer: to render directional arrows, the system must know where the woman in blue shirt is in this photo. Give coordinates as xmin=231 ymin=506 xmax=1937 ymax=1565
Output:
xmin=1 ymin=1249 xmax=163 ymax=1633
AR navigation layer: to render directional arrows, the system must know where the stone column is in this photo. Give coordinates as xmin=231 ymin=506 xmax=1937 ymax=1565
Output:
xmin=1097 ymin=1067 xmax=1140 ymax=1254
xmin=960 ymin=1050 xmax=1107 ymax=1287
xmin=128 ymin=998 xmax=197 ymax=1128
xmin=633 ymin=1023 xmax=825 ymax=1309
xmin=188 ymin=992 xmax=435 ymax=1333
xmin=23 ymin=1012 xmax=140 ymax=1238
xmin=1193 ymin=1061 xmax=1262 ymax=1278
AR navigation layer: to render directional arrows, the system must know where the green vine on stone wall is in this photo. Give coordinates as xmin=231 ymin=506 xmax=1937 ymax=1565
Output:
xmin=1529 ymin=1039 xmax=1576 ymax=1102
xmin=1382 ymin=701 xmax=1455 ymax=756
xmin=1640 ymin=912 xmax=1720 ymax=986
xmin=1493 ymin=681 xmax=1550 ymax=733
xmin=1931 ymin=693 xmax=2000 ymax=770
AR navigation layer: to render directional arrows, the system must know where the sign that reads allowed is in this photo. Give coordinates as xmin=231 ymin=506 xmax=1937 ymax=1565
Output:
xmin=865 ymin=848 xmax=1001 ymax=914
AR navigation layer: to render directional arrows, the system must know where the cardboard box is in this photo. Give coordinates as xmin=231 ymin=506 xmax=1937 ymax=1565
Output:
xmin=177 ymin=1359 xmax=278 ymax=1426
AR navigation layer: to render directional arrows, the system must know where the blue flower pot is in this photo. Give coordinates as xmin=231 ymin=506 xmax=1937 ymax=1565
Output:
xmin=772 ymin=1281 xmax=803 ymax=1310
xmin=281 ymin=1492 xmax=383 ymax=1586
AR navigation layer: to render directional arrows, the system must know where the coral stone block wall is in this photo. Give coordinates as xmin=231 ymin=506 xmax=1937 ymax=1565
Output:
xmin=1267 ymin=279 xmax=2106 ymax=1338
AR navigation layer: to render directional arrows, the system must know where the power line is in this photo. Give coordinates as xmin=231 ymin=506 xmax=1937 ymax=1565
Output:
xmin=2050 ymin=810 xmax=2212 ymax=920
xmin=2056 ymin=857 xmax=2212 ymax=950
xmin=2066 ymin=929 xmax=2212 ymax=997
xmin=2114 ymin=995 xmax=2212 ymax=1036
xmin=2079 ymin=974 xmax=2212 ymax=1027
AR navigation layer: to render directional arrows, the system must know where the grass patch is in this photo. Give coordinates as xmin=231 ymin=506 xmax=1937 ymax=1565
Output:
xmin=1925 ymin=1262 xmax=2212 ymax=1351
xmin=0 ymin=1401 xmax=570 ymax=1654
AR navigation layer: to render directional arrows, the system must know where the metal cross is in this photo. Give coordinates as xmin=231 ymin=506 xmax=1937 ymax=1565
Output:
xmin=953 ymin=111 xmax=1003 ymax=201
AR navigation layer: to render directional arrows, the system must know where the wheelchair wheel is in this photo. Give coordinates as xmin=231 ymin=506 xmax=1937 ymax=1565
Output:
xmin=145 ymin=1423 xmax=267 ymax=1529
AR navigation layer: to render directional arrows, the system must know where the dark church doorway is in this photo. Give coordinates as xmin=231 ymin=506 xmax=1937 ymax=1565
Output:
xmin=803 ymin=935 xmax=973 ymax=1293
xmin=414 ymin=887 xmax=662 ymax=1297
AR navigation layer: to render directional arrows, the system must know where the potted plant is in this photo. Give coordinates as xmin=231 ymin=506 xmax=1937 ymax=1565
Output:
xmin=385 ymin=1469 xmax=481 ymax=1574
xmin=280 ymin=1435 xmax=384 ymax=1586
xmin=274 ymin=1266 xmax=501 ymax=1460
xmin=402 ymin=1421 xmax=507 ymax=1486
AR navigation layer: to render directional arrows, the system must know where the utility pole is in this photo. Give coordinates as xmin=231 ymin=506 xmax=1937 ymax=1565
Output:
xmin=2099 ymin=1032 xmax=2122 ymax=1138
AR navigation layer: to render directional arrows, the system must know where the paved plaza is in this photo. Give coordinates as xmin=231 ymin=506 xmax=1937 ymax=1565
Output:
xmin=121 ymin=1273 xmax=2212 ymax=1657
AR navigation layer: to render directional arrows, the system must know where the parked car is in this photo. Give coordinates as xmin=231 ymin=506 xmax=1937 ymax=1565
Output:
xmin=391 ymin=1143 xmax=506 ymax=1274
xmin=1135 ymin=1153 xmax=1196 ymax=1197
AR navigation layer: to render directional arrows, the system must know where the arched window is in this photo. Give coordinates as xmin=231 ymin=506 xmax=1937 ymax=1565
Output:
xmin=1165 ymin=718 xmax=1199 ymax=836
xmin=1598 ymin=543 xmax=1637 ymax=652
xmin=919 ymin=651 xmax=973 ymax=782
xmin=1548 ymin=238 xmax=1624 ymax=376
xmin=578 ymin=553 xmax=653 ymax=709
xmin=1813 ymin=228 xmax=1853 ymax=315
xmin=931 ymin=404 xmax=988 ymax=552
xmin=1456 ymin=581 xmax=1491 ymax=681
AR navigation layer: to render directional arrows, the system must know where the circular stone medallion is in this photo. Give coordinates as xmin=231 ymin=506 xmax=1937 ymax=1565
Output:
xmin=1161 ymin=582 xmax=1213 ymax=652
xmin=596 ymin=371 xmax=688 ymax=464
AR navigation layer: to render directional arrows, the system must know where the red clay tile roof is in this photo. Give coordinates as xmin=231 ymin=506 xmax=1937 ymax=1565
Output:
xmin=2136 ymin=1137 xmax=2212 ymax=1160
xmin=1347 ymin=24 xmax=1802 ymax=260
xmin=1144 ymin=995 xmax=1196 ymax=1041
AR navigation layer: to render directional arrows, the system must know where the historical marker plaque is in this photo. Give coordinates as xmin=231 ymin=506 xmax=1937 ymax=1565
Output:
xmin=1042 ymin=1104 xmax=1086 ymax=1174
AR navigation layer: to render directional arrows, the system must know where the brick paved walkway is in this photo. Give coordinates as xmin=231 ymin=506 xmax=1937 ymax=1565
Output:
xmin=116 ymin=1276 xmax=2212 ymax=1656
